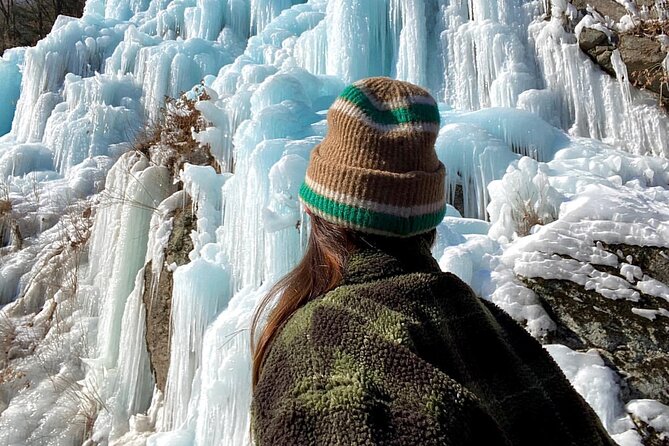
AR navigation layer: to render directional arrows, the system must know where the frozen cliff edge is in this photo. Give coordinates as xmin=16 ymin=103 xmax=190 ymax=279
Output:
xmin=1 ymin=0 xmax=669 ymax=445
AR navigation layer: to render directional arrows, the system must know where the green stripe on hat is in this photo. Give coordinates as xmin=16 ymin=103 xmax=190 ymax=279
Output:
xmin=299 ymin=182 xmax=446 ymax=237
xmin=338 ymin=85 xmax=440 ymax=126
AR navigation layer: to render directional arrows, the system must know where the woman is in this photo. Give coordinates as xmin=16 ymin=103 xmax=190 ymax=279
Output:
xmin=250 ymin=77 xmax=616 ymax=445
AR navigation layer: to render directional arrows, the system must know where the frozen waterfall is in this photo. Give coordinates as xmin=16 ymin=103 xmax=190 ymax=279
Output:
xmin=1 ymin=0 xmax=669 ymax=445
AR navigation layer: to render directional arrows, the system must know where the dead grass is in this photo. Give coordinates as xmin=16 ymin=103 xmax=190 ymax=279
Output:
xmin=0 ymin=199 xmax=11 ymax=217
xmin=628 ymin=12 xmax=669 ymax=38
xmin=134 ymin=82 xmax=218 ymax=176
xmin=631 ymin=64 xmax=669 ymax=107
xmin=0 ymin=188 xmax=21 ymax=251
xmin=510 ymin=189 xmax=558 ymax=237
xmin=512 ymin=200 xmax=546 ymax=237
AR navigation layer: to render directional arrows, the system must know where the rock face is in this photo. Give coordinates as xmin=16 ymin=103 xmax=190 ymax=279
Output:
xmin=618 ymin=35 xmax=669 ymax=100
xmin=574 ymin=0 xmax=669 ymax=104
xmin=143 ymin=202 xmax=195 ymax=392
xmin=578 ymin=27 xmax=616 ymax=76
xmin=618 ymin=35 xmax=666 ymax=74
xmin=138 ymin=90 xmax=216 ymax=392
xmin=572 ymin=0 xmax=627 ymax=21
xmin=523 ymin=244 xmax=669 ymax=404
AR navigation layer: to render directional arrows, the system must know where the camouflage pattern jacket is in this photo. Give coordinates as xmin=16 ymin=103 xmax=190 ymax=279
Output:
xmin=251 ymin=243 xmax=616 ymax=446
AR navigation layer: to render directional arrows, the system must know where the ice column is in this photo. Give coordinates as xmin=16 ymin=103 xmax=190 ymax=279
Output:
xmin=101 ymin=269 xmax=156 ymax=439
xmin=89 ymin=153 xmax=173 ymax=369
xmin=219 ymin=73 xmax=321 ymax=289
xmin=325 ymin=0 xmax=391 ymax=82
xmin=42 ymin=73 xmax=143 ymax=176
xmin=392 ymin=0 xmax=428 ymax=86
xmin=11 ymin=16 xmax=125 ymax=143
xmin=440 ymin=0 xmax=538 ymax=109
xmin=436 ymin=122 xmax=519 ymax=219
xmin=161 ymin=257 xmax=232 ymax=430
xmin=161 ymin=164 xmax=232 ymax=431
xmin=191 ymin=285 xmax=266 ymax=446
xmin=0 ymin=48 xmax=24 ymax=137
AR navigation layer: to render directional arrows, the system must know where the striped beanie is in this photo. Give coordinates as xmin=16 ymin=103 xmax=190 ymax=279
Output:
xmin=299 ymin=77 xmax=446 ymax=237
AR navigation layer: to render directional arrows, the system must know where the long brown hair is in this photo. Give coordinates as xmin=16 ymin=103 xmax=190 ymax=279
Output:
xmin=250 ymin=214 xmax=354 ymax=387
xmin=250 ymin=214 xmax=437 ymax=389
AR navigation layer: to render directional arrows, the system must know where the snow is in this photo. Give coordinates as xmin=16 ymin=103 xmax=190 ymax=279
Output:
xmin=546 ymin=344 xmax=623 ymax=430
xmin=0 ymin=0 xmax=668 ymax=444
xmin=631 ymin=307 xmax=660 ymax=320
xmin=626 ymin=400 xmax=669 ymax=436
xmin=496 ymin=180 xmax=669 ymax=305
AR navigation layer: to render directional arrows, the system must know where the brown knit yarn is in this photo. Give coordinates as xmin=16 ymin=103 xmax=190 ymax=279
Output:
xmin=299 ymin=77 xmax=446 ymax=237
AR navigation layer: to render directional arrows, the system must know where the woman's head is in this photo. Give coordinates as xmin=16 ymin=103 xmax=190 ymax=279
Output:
xmin=299 ymin=76 xmax=446 ymax=237
xmin=251 ymin=77 xmax=444 ymax=387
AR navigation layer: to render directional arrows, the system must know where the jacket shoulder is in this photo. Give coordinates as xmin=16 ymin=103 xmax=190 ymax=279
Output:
xmin=252 ymin=281 xmax=510 ymax=446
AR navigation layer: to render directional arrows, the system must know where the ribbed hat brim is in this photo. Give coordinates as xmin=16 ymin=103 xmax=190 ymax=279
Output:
xmin=299 ymin=146 xmax=446 ymax=237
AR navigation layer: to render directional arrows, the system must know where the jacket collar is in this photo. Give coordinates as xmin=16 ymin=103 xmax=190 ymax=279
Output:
xmin=342 ymin=239 xmax=441 ymax=285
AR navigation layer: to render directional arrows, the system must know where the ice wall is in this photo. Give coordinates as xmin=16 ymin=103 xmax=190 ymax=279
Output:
xmin=1 ymin=0 xmax=669 ymax=445
xmin=10 ymin=16 xmax=127 ymax=144
xmin=82 ymin=153 xmax=174 ymax=440
xmin=528 ymin=10 xmax=669 ymax=156
xmin=0 ymin=49 xmax=24 ymax=137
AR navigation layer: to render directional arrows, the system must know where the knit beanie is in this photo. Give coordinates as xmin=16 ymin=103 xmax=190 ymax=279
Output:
xmin=298 ymin=77 xmax=446 ymax=237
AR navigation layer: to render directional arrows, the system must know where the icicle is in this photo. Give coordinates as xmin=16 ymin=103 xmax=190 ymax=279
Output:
xmin=11 ymin=16 xmax=127 ymax=143
xmin=611 ymin=49 xmax=632 ymax=104
xmin=161 ymin=257 xmax=232 ymax=431
xmin=394 ymin=0 xmax=428 ymax=86
xmin=4 ymin=0 xmax=669 ymax=444
xmin=325 ymin=0 xmax=390 ymax=82
xmin=294 ymin=20 xmax=328 ymax=75
xmin=435 ymin=122 xmax=519 ymax=220
xmin=191 ymin=285 xmax=266 ymax=446
xmin=104 ymin=267 xmax=156 ymax=439
xmin=91 ymin=155 xmax=173 ymax=369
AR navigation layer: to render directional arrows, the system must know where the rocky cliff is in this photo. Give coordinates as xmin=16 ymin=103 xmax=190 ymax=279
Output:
xmin=575 ymin=0 xmax=669 ymax=106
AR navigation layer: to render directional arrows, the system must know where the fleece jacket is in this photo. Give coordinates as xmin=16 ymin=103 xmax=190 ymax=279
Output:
xmin=251 ymin=243 xmax=617 ymax=446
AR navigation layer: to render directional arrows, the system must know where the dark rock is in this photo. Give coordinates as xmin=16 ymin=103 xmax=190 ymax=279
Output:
xmin=595 ymin=48 xmax=616 ymax=76
xmin=604 ymin=244 xmax=669 ymax=285
xmin=522 ymin=244 xmax=669 ymax=404
xmin=143 ymin=200 xmax=195 ymax=392
xmin=619 ymin=35 xmax=666 ymax=73
xmin=164 ymin=201 xmax=195 ymax=270
xmin=629 ymin=415 xmax=669 ymax=446
xmin=577 ymin=21 xmax=668 ymax=105
xmin=579 ymin=28 xmax=617 ymax=76
xmin=619 ymin=34 xmax=669 ymax=100
xmin=579 ymin=27 xmax=609 ymax=52
xmin=451 ymin=184 xmax=465 ymax=217
xmin=578 ymin=28 xmax=616 ymax=76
